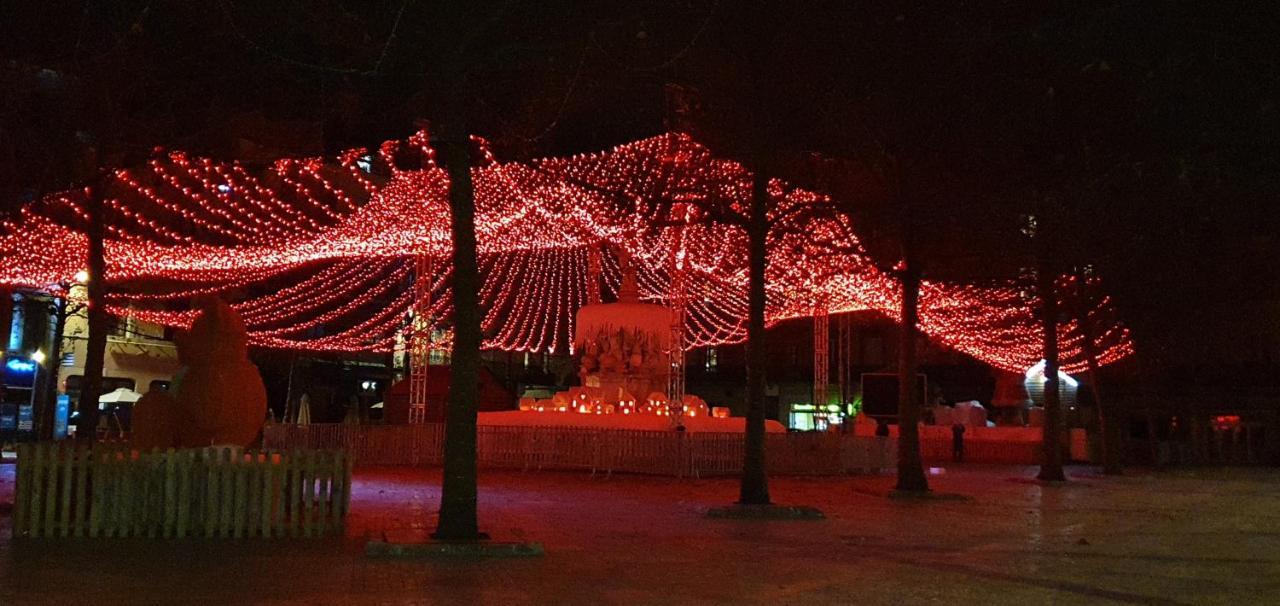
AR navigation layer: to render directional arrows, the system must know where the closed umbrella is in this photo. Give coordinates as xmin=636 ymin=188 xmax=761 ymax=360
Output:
xmin=296 ymin=394 xmax=311 ymax=425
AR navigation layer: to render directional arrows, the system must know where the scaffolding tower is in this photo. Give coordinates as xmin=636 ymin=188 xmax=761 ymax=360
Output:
xmin=667 ymin=262 xmax=687 ymax=424
xmin=407 ymin=255 xmax=433 ymax=424
xmin=836 ymin=312 xmax=852 ymax=412
xmin=667 ymin=219 xmax=689 ymax=425
xmin=813 ymin=301 xmax=830 ymax=411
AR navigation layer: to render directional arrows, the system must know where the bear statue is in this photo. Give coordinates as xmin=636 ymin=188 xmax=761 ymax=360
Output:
xmin=131 ymin=299 xmax=268 ymax=450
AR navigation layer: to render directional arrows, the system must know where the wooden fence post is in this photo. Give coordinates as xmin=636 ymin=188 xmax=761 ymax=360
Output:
xmin=234 ymin=449 xmax=247 ymax=539
xmin=42 ymin=442 xmax=58 ymax=537
xmin=330 ymin=450 xmax=346 ymax=532
xmin=13 ymin=443 xmax=28 ymax=536
xmin=260 ymin=449 xmax=273 ymax=539
xmin=106 ymin=446 xmax=119 ymax=538
xmin=176 ymin=449 xmax=190 ymax=538
xmin=58 ymin=444 xmax=73 ymax=537
xmin=219 ymin=447 xmax=233 ymax=538
xmin=163 ymin=448 xmax=176 ymax=538
xmin=302 ymin=450 xmax=315 ymax=538
xmin=14 ymin=442 xmax=349 ymax=541
xmin=246 ymin=449 xmax=259 ymax=539
xmin=207 ymin=448 xmax=218 ymax=538
xmin=289 ymin=451 xmax=301 ymax=538
xmin=87 ymin=444 xmax=101 ymax=538
xmin=317 ymin=449 xmax=327 ymax=536
xmin=73 ymin=445 xmax=88 ymax=536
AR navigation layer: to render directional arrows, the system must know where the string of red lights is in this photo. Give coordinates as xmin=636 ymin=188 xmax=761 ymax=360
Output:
xmin=0 ymin=132 xmax=1133 ymax=373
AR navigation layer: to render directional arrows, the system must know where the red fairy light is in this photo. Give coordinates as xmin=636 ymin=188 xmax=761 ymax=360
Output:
xmin=0 ymin=133 xmax=1133 ymax=372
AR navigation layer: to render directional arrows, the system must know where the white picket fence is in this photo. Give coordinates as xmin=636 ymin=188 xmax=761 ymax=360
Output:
xmin=263 ymin=423 xmax=897 ymax=477
xmin=13 ymin=442 xmax=352 ymax=539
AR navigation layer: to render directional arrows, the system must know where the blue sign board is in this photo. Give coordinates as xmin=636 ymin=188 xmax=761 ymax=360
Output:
xmin=4 ymin=356 xmax=37 ymax=388
xmin=17 ymin=403 xmax=33 ymax=432
xmin=54 ymin=394 xmax=70 ymax=440
xmin=0 ymin=403 xmax=15 ymax=432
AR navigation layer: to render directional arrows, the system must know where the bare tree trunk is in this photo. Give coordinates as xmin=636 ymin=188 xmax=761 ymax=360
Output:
xmin=0 ymin=287 xmax=10 ymax=430
xmin=0 ymin=288 xmax=10 ymax=352
xmin=1037 ymin=263 xmax=1066 ymax=481
xmin=1070 ymin=271 xmax=1121 ymax=474
xmin=895 ymin=264 xmax=929 ymax=492
xmin=78 ymin=184 xmax=107 ymax=442
xmin=433 ymin=120 xmax=485 ymax=541
xmin=1086 ymin=348 xmax=1122 ymax=474
xmin=37 ymin=298 xmax=67 ymax=440
xmin=739 ymin=168 xmax=771 ymax=505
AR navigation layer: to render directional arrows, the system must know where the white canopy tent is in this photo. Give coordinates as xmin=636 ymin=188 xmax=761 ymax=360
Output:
xmin=98 ymin=387 xmax=143 ymax=409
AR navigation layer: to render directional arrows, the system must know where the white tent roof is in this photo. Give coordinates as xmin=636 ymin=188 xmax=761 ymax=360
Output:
xmin=98 ymin=387 xmax=143 ymax=406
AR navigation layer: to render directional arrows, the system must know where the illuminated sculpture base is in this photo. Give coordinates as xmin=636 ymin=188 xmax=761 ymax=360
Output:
xmin=574 ymin=301 xmax=674 ymax=400
xmin=478 ymin=410 xmax=786 ymax=433
xmin=488 ymin=253 xmax=786 ymax=433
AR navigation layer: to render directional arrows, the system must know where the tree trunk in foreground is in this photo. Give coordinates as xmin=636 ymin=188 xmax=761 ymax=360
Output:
xmin=37 ymin=298 xmax=67 ymax=441
xmin=1071 ymin=277 xmax=1121 ymax=475
xmin=433 ymin=122 xmax=485 ymax=541
xmin=738 ymin=169 xmax=770 ymax=505
xmin=0 ymin=289 xmax=9 ymax=409
xmin=1100 ymin=382 xmax=1123 ymax=474
xmin=1037 ymin=265 xmax=1066 ymax=481
xmin=78 ymin=185 xmax=107 ymax=442
xmin=0 ymin=288 xmax=9 ymax=352
xmin=895 ymin=265 xmax=929 ymax=492
xmin=1087 ymin=352 xmax=1122 ymax=475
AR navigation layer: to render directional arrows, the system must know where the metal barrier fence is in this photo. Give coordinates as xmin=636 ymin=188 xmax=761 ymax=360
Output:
xmin=262 ymin=423 xmax=899 ymax=477
xmin=915 ymin=436 xmax=1042 ymax=464
xmin=13 ymin=442 xmax=352 ymax=539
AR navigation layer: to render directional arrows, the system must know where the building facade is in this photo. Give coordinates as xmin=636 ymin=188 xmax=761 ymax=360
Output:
xmin=2 ymin=290 xmax=179 ymax=438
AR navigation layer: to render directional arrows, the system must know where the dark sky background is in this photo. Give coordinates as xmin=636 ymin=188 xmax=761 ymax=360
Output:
xmin=1 ymin=1 xmax=1277 ymax=391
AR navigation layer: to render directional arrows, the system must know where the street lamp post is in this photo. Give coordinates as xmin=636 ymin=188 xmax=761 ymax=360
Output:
xmin=29 ymin=349 xmax=45 ymax=418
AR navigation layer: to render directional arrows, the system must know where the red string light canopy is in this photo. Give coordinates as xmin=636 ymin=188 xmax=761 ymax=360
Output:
xmin=0 ymin=132 xmax=1133 ymax=373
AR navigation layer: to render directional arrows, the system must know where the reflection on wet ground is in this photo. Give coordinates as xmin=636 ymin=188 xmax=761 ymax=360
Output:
xmin=2 ymin=462 xmax=1278 ymax=604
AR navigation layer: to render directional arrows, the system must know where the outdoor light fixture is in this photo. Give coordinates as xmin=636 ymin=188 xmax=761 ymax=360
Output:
xmin=27 ymin=350 xmax=45 ymax=411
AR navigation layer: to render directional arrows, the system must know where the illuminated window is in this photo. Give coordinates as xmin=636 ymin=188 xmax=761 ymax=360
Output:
xmin=705 ymin=347 xmax=718 ymax=372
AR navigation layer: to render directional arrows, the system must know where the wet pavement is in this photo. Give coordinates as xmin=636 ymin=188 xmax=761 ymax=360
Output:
xmin=2 ymin=460 xmax=1278 ymax=605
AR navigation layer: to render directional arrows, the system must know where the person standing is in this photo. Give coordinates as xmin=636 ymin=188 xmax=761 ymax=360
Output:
xmin=952 ymin=422 xmax=966 ymax=462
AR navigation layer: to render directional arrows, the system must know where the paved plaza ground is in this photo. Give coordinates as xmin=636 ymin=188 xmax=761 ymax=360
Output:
xmin=2 ymin=459 xmax=1278 ymax=605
